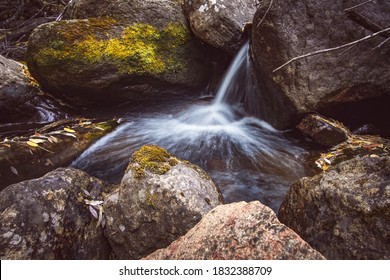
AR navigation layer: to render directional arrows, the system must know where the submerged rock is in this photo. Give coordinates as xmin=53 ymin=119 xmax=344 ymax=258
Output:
xmin=297 ymin=114 xmax=351 ymax=147
xmin=183 ymin=0 xmax=256 ymax=53
xmin=104 ymin=145 xmax=224 ymax=259
xmin=145 ymin=201 xmax=325 ymax=260
xmin=0 ymin=119 xmax=119 ymax=191
xmin=279 ymin=155 xmax=390 ymax=259
xmin=251 ymin=0 xmax=390 ymax=128
xmin=0 ymin=168 xmax=112 ymax=259
xmin=26 ymin=0 xmax=212 ymax=101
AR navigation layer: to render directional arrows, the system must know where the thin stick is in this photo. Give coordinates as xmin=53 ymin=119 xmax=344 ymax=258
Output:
xmin=372 ymin=37 xmax=390 ymax=49
xmin=344 ymin=0 xmax=374 ymax=12
xmin=256 ymin=0 xmax=274 ymax=28
xmin=273 ymin=27 xmax=390 ymax=73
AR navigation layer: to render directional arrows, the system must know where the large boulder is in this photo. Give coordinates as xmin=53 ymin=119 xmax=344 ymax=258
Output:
xmin=0 ymin=168 xmax=112 ymax=259
xmin=279 ymin=155 xmax=390 ymax=259
xmin=251 ymin=0 xmax=390 ymax=128
xmin=145 ymin=201 xmax=325 ymax=259
xmin=0 ymin=55 xmax=39 ymax=122
xmin=103 ymin=145 xmax=224 ymax=259
xmin=26 ymin=0 xmax=212 ymax=101
xmin=183 ymin=0 xmax=257 ymax=53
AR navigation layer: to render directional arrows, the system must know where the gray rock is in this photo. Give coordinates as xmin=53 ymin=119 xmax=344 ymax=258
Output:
xmin=145 ymin=201 xmax=325 ymax=260
xmin=297 ymin=114 xmax=351 ymax=147
xmin=183 ymin=0 xmax=257 ymax=53
xmin=104 ymin=145 xmax=224 ymax=259
xmin=26 ymin=0 xmax=212 ymax=101
xmin=251 ymin=0 xmax=390 ymax=128
xmin=279 ymin=155 xmax=390 ymax=259
xmin=0 ymin=55 xmax=38 ymax=122
xmin=0 ymin=168 xmax=112 ymax=259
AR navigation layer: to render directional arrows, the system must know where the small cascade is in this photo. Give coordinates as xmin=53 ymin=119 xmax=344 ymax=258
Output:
xmin=72 ymin=42 xmax=306 ymax=212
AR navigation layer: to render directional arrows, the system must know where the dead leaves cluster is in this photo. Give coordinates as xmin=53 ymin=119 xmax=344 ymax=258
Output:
xmin=315 ymin=134 xmax=389 ymax=171
xmin=0 ymin=119 xmax=108 ymax=152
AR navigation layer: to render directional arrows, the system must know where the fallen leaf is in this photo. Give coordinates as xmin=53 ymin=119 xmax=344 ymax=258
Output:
xmin=44 ymin=159 xmax=54 ymax=166
xmin=10 ymin=166 xmax=19 ymax=176
xmin=84 ymin=199 xmax=103 ymax=206
xmin=64 ymin=127 xmax=76 ymax=133
xmin=29 ymin=138 xmax=46 ymax=144
xmin=26 ymin=140 xmax=38 ymax=147
xmin=89 ymin=205 xmax=98 ymax=219
xmin=61 ymin=132 xmax=77 ymax=139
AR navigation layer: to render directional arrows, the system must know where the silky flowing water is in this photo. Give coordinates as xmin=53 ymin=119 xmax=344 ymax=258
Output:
xmin=72 ymin=43 xmax=308 ymax=212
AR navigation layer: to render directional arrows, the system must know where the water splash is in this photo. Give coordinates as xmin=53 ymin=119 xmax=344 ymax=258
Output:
xmin=72 ymin=42 xmax=306 ymax=212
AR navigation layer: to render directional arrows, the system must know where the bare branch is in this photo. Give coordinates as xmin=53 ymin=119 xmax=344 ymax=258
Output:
xmin=273 ymin=27 xmax=390 ymax=73
xmin=372 ymin=37 xmax=390 ymax=50
xmin=344 ymin=0 xmax=374 ymax=12
xmin=256 ymin=0 xmax=274 ymax=28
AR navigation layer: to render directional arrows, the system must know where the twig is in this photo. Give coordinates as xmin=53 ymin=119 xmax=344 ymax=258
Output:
xmin=256 ymin=0 xmax=274 ymax=28
xmin=372 ymin=37 xmax=390 ymax=49
xmin=344 ymin=0 xmax=374 ymax=12
xmin=273 ymin=27 xmax=390 ymax=72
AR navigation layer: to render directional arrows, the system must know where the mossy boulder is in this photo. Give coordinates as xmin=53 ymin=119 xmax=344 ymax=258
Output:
xmin=104 ymin=145 xmax=224 ymax=259
xmin=26 ymin=0 xmax=212 ymax=101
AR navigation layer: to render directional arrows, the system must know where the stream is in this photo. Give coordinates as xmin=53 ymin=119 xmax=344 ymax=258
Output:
xmin=71 ymin=43 xmax=311 ymax=212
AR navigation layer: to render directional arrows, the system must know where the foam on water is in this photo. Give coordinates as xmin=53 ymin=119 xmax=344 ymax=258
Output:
xmin=72 ymin=42 xmax=306 ymax=212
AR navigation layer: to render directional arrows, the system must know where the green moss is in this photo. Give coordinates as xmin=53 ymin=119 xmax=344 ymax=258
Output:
xmin=34 ymin=19 xmax=190 ymax=75
xmin=129 ymin=145 xmax=178 ymax=178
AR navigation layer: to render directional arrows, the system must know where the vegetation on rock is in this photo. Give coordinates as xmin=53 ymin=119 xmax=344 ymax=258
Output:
xmin=128 ymin=145 xmax=179 ymax=178
xmin=32 ymin=19 xmax=190 ymax=75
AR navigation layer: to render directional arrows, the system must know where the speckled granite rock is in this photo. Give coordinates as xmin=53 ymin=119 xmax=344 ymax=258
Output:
xmin=183 ymin=0 xmax=256 ymax=53
xmin=144 ymin=201 xmax=325 ymax=260
xmin=104 ymin=145 xmax=224 ymax=259
xmin=279 ymin=155 xmax=390 ymax=259
xmin=0 ymin=168 xmax=112 ymax=259
xmin=251 ymin=0 xmax=390 ymax=129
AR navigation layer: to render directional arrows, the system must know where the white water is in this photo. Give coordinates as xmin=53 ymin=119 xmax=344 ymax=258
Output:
xmin=72 ymin=42 xmax=306 ymax=212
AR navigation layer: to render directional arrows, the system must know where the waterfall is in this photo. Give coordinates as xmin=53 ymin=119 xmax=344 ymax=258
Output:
xmin=72 ymin=42 xmax=305 ymax=212
xmin=213 ymin=42 xmax=251 ymax=105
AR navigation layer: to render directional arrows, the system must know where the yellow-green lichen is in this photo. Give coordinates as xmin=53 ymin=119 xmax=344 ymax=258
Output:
xmin=34 ymin=19 xmax=190 ymax=75
xmin=145 ymin=187 xmax=158 ymax=207
xmin=128 ymin=145 xmax=178 ymax=178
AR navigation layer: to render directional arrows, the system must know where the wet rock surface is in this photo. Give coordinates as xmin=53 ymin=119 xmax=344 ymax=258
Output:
xmin=0 ymin=55 xmax=39 ymax=123
xmin=251 ymin=0 xmax=390 ymax=129
xmin=0 ymin=119 xmax=118 ymax=191
xmin=297 ymin=114 xmax=351 ymax=147
xmin=145 ymin=201 xmax=325 ymax=260
xmin=0 ymin=168 xmax=112 ymax=259
xmin=183 ymin=0 xmax=256 ymax=53
xmin=279 ymin=155 xmax=390 ymax=259
xmin=104 ymin=145 xmax=224 ymax=259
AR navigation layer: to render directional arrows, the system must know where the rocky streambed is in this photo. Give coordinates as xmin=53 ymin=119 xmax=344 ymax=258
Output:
xmin=1 ymin=0 xmax=389 ymax=260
